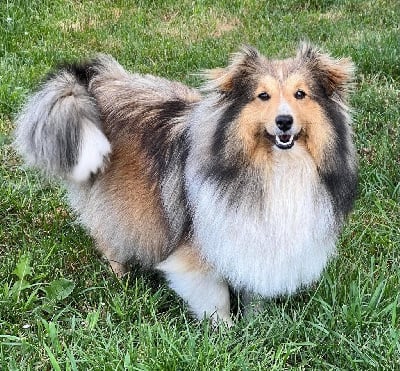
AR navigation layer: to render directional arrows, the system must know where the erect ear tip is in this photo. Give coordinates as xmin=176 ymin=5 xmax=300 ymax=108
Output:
xmin=297 ymin=42 xmax=354 ymax=71
xmin=297 ymin=41 xmax=320 ymax=59
xmin=202 ymin=45 xmax=261 ymax=93
xmin=229 ymin=44 xmax=261 ymax=68
xmin=239 ymin=44 xmax=261 ymax=59
xmin=338 ymin=57 xmax=356 ymax=76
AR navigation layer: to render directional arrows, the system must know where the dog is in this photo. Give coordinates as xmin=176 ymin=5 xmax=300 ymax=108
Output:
xmin=14 ymin=43 xmax=357 ymax=325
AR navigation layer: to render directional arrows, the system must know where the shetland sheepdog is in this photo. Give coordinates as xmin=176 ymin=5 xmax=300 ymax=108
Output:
xmin=15 ymin=44 xmax=357 ymax=324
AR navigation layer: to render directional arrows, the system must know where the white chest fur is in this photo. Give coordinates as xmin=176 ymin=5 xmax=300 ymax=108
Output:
xmin=188 ymin=147 xmax=337 ymax=297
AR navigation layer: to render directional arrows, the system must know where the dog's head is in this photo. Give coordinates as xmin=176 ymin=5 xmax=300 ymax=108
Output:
xmin=204 ymin=43 xmax=354 ymax=168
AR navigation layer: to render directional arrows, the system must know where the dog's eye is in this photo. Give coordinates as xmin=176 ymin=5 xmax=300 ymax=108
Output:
xmin=294 ymin=90 xmax=306 ymax=100
xmin=258 ymin=92 xmax=271 ymax=101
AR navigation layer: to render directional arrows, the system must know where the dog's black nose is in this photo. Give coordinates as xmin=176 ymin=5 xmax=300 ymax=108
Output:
xmin=275 ymin=115 xmax=293 ymax=132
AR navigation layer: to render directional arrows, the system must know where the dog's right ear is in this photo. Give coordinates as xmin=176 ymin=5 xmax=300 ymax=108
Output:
xmin=203 ymin=46 xmax=261 ymax=94
xmin=204 ymin=67 xmax=233 ymax=92
xmin=297 ymin=43 xmax=355 ymax=98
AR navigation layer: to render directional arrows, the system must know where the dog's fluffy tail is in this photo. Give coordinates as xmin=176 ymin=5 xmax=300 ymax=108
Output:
xmin=14 ymin=61 xmax=111 ymax=183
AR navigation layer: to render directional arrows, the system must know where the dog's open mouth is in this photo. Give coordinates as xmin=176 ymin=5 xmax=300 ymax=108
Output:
xmin=265 ymin=132 xmax=301 ymax=150
xmin=275 ymin=134 xmax=295 ymax=149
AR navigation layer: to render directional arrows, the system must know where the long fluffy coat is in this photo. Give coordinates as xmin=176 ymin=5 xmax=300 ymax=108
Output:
xmin=15 ymin=44 xmax=357 ymax=324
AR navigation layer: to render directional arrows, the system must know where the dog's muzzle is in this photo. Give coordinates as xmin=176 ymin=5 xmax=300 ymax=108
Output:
xmin=265 ymin=132 xmax=301 ymax=150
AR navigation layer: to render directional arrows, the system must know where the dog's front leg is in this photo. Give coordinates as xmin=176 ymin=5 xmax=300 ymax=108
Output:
xmin=157 ymin=243 xmax=232 ymax=326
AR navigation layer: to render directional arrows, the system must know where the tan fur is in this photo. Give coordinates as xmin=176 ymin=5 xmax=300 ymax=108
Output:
xmin=205 ymin=67 xmax=234 ymax=92
xmin=162 ymin=243 xmax=210 ymax=274
xmin=296 ymin=43 xmax=355 ymax=97
xmin=97 ymin=139 xmax=169 ymax=265
xmin=312 ymin=56 xmax=354 ymax=96
xmin=234 ymin=71 xmax=335 ymax=168
xmin=283 ymin=74 xmax=335 ymax=165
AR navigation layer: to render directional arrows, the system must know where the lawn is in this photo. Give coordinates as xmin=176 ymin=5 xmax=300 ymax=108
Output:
xmin=1 ymin=0 xmax=399 ymax=369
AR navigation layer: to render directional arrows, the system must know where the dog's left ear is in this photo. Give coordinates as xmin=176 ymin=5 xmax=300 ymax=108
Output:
xmin=298 ymin=43 xmax=355 ymax=97
xmin=203 ymin=45 xmax=261 ymax=94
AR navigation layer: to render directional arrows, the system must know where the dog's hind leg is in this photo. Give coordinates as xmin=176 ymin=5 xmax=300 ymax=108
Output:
xmin=96 ymin=238 xmax=128 ymax=278
xmin=156 ymin=243 xmax=232 ymax=326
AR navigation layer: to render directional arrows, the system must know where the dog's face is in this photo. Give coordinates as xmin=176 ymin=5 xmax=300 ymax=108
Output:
xmin=206 ymin=44 xmax=354 ymax=169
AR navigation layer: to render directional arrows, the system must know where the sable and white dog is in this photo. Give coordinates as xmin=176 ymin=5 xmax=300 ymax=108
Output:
xmin=15 ymin=44 xmax=357 ymax=324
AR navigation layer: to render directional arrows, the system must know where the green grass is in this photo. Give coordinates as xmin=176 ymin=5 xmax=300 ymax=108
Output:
xmin=1 ymin=0 xmax=399 ymax=369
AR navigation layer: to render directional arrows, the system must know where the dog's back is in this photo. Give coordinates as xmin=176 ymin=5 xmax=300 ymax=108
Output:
xmin=15 ymin=55 xmax=201 ymax=271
